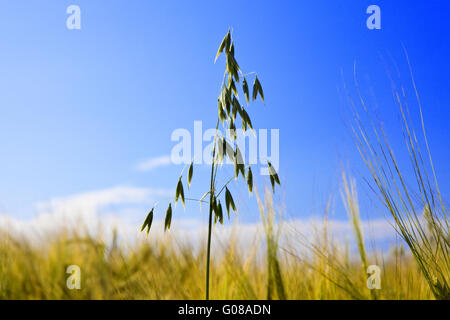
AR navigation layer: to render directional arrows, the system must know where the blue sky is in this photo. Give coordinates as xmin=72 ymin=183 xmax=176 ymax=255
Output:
xmin=0 ymin=1 xmax=448 ymax=232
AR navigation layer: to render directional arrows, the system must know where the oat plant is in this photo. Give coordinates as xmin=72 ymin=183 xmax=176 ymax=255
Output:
xmin=140 ymin=30 xmax=280 ymax=300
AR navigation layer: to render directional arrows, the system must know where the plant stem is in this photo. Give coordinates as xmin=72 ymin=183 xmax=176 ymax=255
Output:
xmin=205 ymin=118 xmax=220 ymax=300
xmin=205 ymin=194 xmax=213 ymax=300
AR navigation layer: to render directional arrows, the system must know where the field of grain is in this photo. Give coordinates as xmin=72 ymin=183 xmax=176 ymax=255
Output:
xmin=0 ymin=185 xmax=443 ymax=300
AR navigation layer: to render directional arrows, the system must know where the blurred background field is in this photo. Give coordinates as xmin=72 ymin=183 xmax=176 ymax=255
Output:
xmin=0 ymin=186 xmax=438 ymax=300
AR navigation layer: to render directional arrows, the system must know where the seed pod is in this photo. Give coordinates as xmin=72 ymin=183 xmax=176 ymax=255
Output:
xmin=234 ymin=147 xmax=245 ymax=179
xmin=268 ymin=161 xmax=280 ymax=193
xmin=242 ymin=77 xmax=249 ymax=104
xmin=225 ymin=140 xmax=235 ymax=163
xmin=176 ymin=178 xmax=185 ymax=207
xmin=229 ymin=119 xmax=236 ymax=140
xmin=141 ymin=208 xmax=154 ymax=235
xmin=269 ymin=175 xmax=275 ymax=193
xmin=252 ymin=75 xmax=264 ymax=103
xmin=164 ymin=203 xmax=172 ymax=231
xmin=241 ymin=108 xmax=253 ymax=131
xmin=218 ymin=99 xmax=226 ymax=123
xmin=247 ymin=167 xmax=253 ymax=193
xmin=217 ymin=137 xmax=228 ymax=163
xmin=227 ymin=55 xmax=240 ymax=83
xmin=268 ymin=161 xmax=280 ymax=185
xmin=230 ymin=79 xmax=238 ymax=97
xmin=215 ymin=30 xmax=230 ymax=63
xmin=225 ymin=187 xmax=236 ymax=218
xmin=232 ymin=97 xmax=240 ymax=120
xmin=222 ymin=137 xmax=227 ymax=159
xmin=229 ymin=41 xmax=235 ymax=57
xmin=216 ymin=201 xmax=224 ymax=224
xmin=187 ymin=162 xmax=193 ymax=188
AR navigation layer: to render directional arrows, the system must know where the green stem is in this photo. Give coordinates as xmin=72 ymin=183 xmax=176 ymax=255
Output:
xmin=205 ymin=195 xmax=213 ymax=300
xmin=205 ymin=117 xmax=220 ymax=300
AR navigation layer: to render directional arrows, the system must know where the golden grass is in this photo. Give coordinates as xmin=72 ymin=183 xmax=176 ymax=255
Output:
xmin=0 ymin=186 xmax=438 ymax=300
xmin=347 ymin=53 xmax=449 ymax=299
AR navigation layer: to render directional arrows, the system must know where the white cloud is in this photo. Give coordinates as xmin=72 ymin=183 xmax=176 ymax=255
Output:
xmin=0 ymin=186 xmax=172 ymax=240
xmin=0 ymin=184 xmax=401 ymax=258
xmin=135 ymin=155 xmax=172 ymax=172
xmin=0 ymin=190 xmax=397 ymax=257
xmin=34 ymin=186 xmax=168 ymax=214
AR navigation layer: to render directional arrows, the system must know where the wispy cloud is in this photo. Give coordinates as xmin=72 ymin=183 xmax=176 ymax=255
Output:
xmin=0 ymin=186 xmax=172 ymax=239
xmin=34 ymin=186 xmax=168 ymax=214
xmin=135 ymin=155 xmax=172 ymax=172
xmin=0 ymin=189 xmax=397 ymax=255
xmin=0 ymin=185 xmax=399 ymax=255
